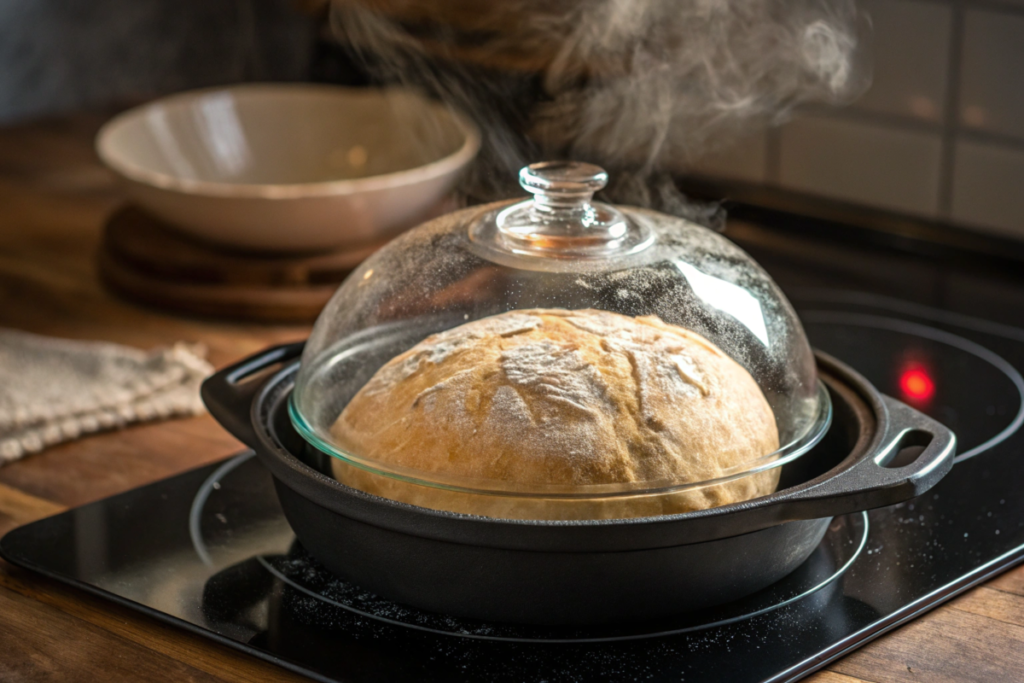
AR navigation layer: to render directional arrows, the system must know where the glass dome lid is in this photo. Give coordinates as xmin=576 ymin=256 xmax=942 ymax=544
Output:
xmin=290 ymin=161 xmax=830 ymax=518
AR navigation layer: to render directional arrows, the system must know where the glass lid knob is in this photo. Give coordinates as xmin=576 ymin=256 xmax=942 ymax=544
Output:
xmin=518 ymin=160 xmax=609 ymax=202
xmin=484 ymin=161 xmax=652 ymax=259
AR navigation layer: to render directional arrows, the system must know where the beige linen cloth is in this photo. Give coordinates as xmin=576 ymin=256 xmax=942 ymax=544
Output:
xmin=0 ymin=328 xmax=213 ymax=464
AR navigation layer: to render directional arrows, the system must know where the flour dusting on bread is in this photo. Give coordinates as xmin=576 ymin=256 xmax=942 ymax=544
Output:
xmin=330 ymin=308 xmax=780 ymax=519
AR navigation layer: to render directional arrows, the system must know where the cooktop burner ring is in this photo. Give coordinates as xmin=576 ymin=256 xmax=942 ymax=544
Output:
xmin=185 ymin=452 xmax=868 ymax=644
xmin=794 ymin=288 xmax=1024 ymax=344
xmin=247 ymin=515 xmax=868 ymax=644
xmin=800 ymin=311 xmax=1024 ymax=464
xmin=188 ymin=449 xmax=260 ymax=567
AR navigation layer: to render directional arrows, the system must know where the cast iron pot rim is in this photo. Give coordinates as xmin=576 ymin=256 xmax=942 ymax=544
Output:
xmin=241 ymin=350 xmax=926 ymax=552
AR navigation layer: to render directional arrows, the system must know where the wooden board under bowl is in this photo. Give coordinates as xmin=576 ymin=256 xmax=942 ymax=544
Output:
xmin=97 ymin=206 xmax=385 ymax=323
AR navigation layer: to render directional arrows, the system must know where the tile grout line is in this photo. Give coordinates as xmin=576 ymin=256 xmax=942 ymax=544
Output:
xmin=967 ymin=0 xmax=1024 ymax=17
xmin=937 ymin=0 xmax=967 ymax=219
xmin=783 ymin=103 xmax=1024 ymax=156
xmin=913 ymin=0 xmax=1024 ymax=18
xmin=801 ymin=105 xmax=946 ymax=136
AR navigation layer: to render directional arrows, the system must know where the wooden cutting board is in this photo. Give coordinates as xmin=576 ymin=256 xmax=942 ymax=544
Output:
xmin=97 ymin=207 xmax=385 ymax=323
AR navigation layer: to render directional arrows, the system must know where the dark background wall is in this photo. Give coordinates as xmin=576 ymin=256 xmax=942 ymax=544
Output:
xmin=3 ymin=0 xmax=1022 ymax=240
xmin=0 ymin=0 xmax=317 ymax=124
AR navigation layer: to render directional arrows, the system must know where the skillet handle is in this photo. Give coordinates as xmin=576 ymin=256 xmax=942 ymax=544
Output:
xmin=779 ymin=394 xmax=956 ymax=518
xmin=201 ymin=342 xmax=305 ymax=449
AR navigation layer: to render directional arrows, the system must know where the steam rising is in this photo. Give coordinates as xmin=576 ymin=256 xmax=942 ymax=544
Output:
xmin=329 ymin=0 xmax=869 ymax=219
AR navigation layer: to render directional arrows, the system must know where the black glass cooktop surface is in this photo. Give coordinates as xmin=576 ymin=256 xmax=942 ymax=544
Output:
xmin=4 ymin=230 xmax=1024 ymax=681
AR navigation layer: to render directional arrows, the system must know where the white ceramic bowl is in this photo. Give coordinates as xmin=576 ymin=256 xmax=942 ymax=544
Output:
xmin=96 ymin=84 xmax=480 ymax=252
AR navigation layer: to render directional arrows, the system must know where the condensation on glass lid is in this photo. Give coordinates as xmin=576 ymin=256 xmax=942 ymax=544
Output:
xmin=290 ymin=161 xmax=827 ymax=509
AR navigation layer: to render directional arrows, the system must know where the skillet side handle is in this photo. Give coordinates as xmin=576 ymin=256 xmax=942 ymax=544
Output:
xmin=200 ymin=342 xmax=305 ymax=449
xmin=778 ymin=394 xmax=957 ymax=519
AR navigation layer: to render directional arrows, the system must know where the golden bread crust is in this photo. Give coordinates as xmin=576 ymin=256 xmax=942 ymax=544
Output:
xmin=330 ymin=308 xmax=780 ymax=519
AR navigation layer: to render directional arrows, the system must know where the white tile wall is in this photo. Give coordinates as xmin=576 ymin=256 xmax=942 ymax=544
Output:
xmin=951 ymin=140 xmax=1024 ymax=237
xmin=959 ymin=10 xmax=1024 ymax=139
xmin=688 ymin=132 xmax=768 ymax=184
xmin=854 ymin=0 xmax=951 ymax=122
xmin=683 ymin=0 xmax=1024 ymax=238
xmin=777 ymin=116 xmax=943 ymax=216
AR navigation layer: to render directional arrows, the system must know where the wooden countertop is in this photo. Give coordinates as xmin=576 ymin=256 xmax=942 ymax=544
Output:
xmin=1 ymin=114 xmax=1023 ymax=683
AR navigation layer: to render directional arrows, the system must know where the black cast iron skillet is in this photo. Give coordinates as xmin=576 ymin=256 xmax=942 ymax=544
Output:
xmin=202 ymin=343 xmax=955 ymax=626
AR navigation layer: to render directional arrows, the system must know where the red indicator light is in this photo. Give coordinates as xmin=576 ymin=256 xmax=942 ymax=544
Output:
xmin=899 ymin=367 xmax=935 ymax=402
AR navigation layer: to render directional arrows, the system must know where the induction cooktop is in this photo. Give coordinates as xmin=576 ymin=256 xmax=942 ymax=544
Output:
xmin=4 ymin=226 xmax=1024 ymax=682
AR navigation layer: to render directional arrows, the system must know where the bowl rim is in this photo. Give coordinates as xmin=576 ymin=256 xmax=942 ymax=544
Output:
xmin=94 ymin=83 xmax=482 ymax=201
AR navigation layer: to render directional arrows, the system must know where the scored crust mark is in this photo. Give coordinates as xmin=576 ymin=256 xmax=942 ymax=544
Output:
xmin=492 ymin=383 xmax=537 ymax=427
xmin=557 ymin=310 xmax=624 ymax=337
xmin=672 ymin=355 xmax=710 ymax=396
xmin=497 ymin=322 xmax=542 ymax=338
xmin=480 ymin=312 xmax=543 ymax=338
xmin=367 ymin=313 xmax=544 ymax=395
xmin=330 ymin=308 xmax=780 ymax=520
xmin=558 ymin=310 xmax=713 ymax=397
xmin=602 ymin=337 xmax=660 ymax=430
xmin=500 ymin=340 xmax=611 ymax=417
xmin=410 ymin=367 xmax=473 ymax=410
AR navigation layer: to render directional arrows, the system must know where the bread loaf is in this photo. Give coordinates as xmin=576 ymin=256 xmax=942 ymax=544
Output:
xmin=330 ymin=308 xmax=779 ymax=519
